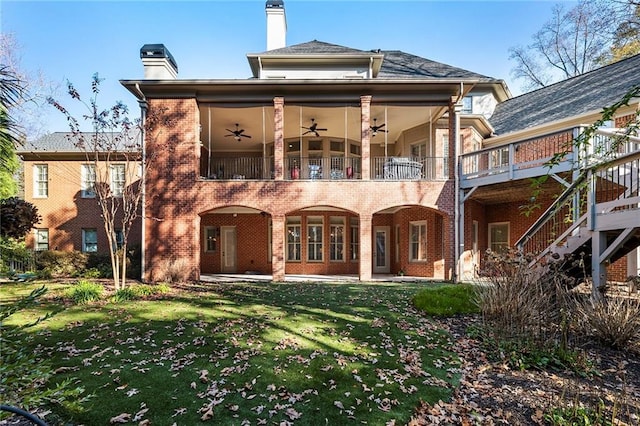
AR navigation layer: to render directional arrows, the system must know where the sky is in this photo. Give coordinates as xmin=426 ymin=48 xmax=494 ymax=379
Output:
xmin=2 ymin=0 xmax=576 ymax=137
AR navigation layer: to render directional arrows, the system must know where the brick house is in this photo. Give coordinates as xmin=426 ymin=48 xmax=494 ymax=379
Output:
xmin=20 ymin=0 xmax=640 ymax=285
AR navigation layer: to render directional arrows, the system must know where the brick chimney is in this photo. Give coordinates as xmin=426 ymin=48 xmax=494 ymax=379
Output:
xmin=140 ymin=44 xmax=178 ymax=79
xmin=266 ymin=0 xmax=286 ymax=51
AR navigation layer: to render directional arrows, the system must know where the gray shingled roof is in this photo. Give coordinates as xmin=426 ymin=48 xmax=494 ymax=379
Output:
xmin=258 ymin=40 xmax=371 ymax=56
xmin=17 ymin=132 xmax=136 ymax=153
xmin=259 ymin=40 xmax=497 ymax=81
xmin=18 ymin=132 xmax=83 ymax=153
xmin=489 ymin=54 xmax=640 ymax=135
xmin=377 ymin=50 xmax=494 ymax=80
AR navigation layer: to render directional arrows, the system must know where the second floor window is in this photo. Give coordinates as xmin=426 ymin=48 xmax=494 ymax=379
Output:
xmin=81 ymin=164 xmax=96 ymax=198
xmin=111 ymin=164 xmax=125 ymax=197
xmin=34 ymin=164 xmax=48 ymax=198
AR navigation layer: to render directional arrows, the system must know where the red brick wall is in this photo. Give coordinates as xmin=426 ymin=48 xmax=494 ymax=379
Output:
xmin=22 ymin=158 xmax=141 ymax=253
xmin=144 ymin=99 xmax=458 ymax=281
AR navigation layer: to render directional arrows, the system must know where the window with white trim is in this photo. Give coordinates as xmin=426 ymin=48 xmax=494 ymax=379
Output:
xmin=329 ymin=217 xmax=345 ymax=262
xmin=307 ymin=216 xmax=323 ymax=262
xmin=409 ymin=221 xmax=427 ymax=261
xmin=35 ymin=229 xmax=49 ymax=251
xmin=82 ymin=228 xmax=98 ymax=253
xmin=286 ymin=217 xmax=301 ymax=261
xmin=81 ymin=164 xmax=96 ymax=198
xmin=110 ymin=164 xmax=126 ymax=197
xmin=33 ymin=164 xmax=48 ymax=198
xmin=489 ymin=222 xmax=510 ymax=253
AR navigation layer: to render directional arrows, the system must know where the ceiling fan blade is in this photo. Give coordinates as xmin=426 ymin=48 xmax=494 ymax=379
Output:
xmin=378 ymin=123 xmax=386 ymax=129
xmin=313 ymin=132 xmax=319 ymax=137
xmin=225 ymin=129 xmax=235 ymax=133
xmin=242 ymin=134 xmax=252 ymax=138
xmin=302 ymin=130 xmax=311 ymax=135
xmin=316 ymin=128 xmax=327 ymax=131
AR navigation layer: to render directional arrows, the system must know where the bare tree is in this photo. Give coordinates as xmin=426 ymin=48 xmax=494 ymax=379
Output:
xmin=1 ymin=33 xmax=58 ymax=142
xmin=509 ymin=0 xmax=618 ymax=90
xmin=48 ymin=74 xmax=146 ymax=290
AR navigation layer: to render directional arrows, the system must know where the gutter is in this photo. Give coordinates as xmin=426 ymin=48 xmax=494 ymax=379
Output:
xmin=133 ymin=83 xmax=148 ymax=282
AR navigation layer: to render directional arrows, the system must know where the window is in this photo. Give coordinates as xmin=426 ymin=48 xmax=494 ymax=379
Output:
xmin=350 ymin=218 xmax=359 ymax=261
xmin=442 ymin=135 xmax=449 ymax=176
xmin=489 ymin=147 xmax=509 ymax=170
xmin=110 ymin=164 xmax=126 ymax=197
xmin=81 ymin=164 xmax=96 ymax=198
xmin=307 ymin=216 xmax=323 ymax=262
xmin=462 ymin=96 xmax=473 ymax=114
xmin=411 ymin=143 xmax=427 ymax=158
xmin=286 ymin=217 xmax=301 ymax=261
xmin=329 ymin=217 xmax=344 ymax=261
xmin=204 ymin=226 xmax=218 ymax=252
xmin=114 ymin=229 xmax=124 ymax=250
xmin=33 ymin=164 xmax=48 ymax=198
xmin=82 ymin=229 xmax=98 ymax=252
xmin=35 ymin=229 xmax=49 ymax=251
xmin=409 ymin=221 xmax=427 ymax=261
xmin=489 ymin=223 xmax=510 ymax=253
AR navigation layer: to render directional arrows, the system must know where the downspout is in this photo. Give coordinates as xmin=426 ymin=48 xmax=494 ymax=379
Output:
xmin=453 ymin=82 xmax=463 ymax=282
xmin=133 ymin=83 xmax=147 ymax=282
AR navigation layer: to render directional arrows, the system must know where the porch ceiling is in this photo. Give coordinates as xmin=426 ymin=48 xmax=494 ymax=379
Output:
xmin=467 ymin=176 xmax=567 ymax=205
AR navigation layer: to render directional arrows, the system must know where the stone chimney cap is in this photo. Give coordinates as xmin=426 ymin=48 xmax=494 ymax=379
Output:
xmin=266 ymin=0 xmax=284 ymax=8
xmin=140 ymin=44 xmax=178 ymax=72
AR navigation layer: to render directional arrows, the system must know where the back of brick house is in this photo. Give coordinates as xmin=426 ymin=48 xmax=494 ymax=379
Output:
xmin=19 ymin=0 xmax=640 ymax=285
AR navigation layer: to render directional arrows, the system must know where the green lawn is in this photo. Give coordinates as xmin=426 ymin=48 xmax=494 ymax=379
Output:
xmin=2 ymin=280 xmax=461 ymax=425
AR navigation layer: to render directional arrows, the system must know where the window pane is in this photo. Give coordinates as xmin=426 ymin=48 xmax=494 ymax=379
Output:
xmin=35 ymin=229 xmax=49 ymax=251
xmin=287 ymin=224 xmax=301 ymax=261
xmin=350 ymin=218 xmax=359 ymax=261
xmin=111 ymin=165 xmax=126 ymax=196
xmin=410 ymin=222 xmax=427 ymax=261
xmin=83 ymin=229 xmax=98 ymax=252
xmin=307 ymin=222 xmax=323 ymax=262
xmin=82 ymin=164 xmax=96 ymax=197
xmin=34 ymin=164 xmax=48 ymax=197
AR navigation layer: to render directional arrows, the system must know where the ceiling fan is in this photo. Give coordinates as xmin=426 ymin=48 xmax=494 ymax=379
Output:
xmin=301 ymin=118 xmax=327 ymax=137
xmin=370 ymin=118 xmax=387 ymax=137
xmin=225 ymin=124 xmax=252 ymax=141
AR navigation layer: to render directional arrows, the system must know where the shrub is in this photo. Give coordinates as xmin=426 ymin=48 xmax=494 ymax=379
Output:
xmin=155 ymin=258 xmax=191 ymax=283
xmin=36 ymin=250 xmax=88 ymax=278
xmin=474 ymin=249 xmax=575 ymax=342
xmin=112 ymin=283 xmax=170 ymax=303
xmin=0 ymin=286 xmax=87 ymax=420
xmin=412 ymin=284 xmax=479 ymax=316
xmin=576 ymin=295 xmax=640 ymax=349
xmin=66 ymin=280 xmax=104 ymax=304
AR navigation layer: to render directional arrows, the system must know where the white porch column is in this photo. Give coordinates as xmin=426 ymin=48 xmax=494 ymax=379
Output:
xmin=360 ymin=95 xmax=372 ymax=181
xmin=273 ymin=97 xmax=285 ymax=181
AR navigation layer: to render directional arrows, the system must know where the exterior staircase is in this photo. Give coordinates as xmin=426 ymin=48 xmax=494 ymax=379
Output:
xmin=515 ymin=138 xmax=640 ymax=296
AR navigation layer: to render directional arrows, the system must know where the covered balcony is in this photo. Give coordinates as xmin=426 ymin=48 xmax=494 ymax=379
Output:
xmin=198 ymin=103 xmax=452 ymax=182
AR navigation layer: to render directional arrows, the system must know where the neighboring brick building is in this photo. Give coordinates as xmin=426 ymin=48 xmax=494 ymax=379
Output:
xmin=20 ymin=1 xmax=640 ymax=284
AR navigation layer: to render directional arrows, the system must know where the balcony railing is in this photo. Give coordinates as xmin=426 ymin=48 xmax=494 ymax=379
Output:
xmin=203 ymin=157 xmax=274 ymax=180
xmin=460 ymin=127 xmax=640 ymax=188
xmin=200 ymin=156 xmax=448 ymax=181
xmin=285 ymin=157 xmax=361 ymax=180
xmin=373 ymin=157 xmax=447 ymax=181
